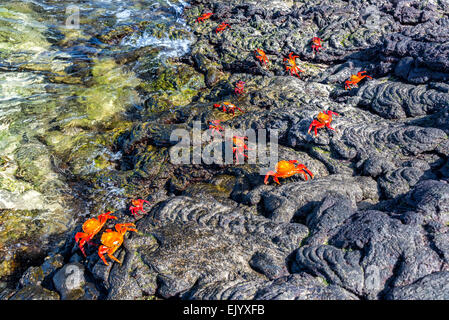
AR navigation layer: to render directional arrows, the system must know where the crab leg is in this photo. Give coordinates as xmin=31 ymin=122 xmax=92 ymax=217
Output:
xmin=108 ymin=251 xmax=122 ymax=264
xmin=264 ymin=171 xmax=275 ymax=184
xmin=75 ymin=233 xmax=90 ymax=257
xmin=98 ymin=245 xmax=111 ymax=266
xmin=264 ymin=171 xmax=281 ymax=185
xmin=299 ymin=165 xmax=314 ymax=180
xmin=299 ymin=170 xmax=309 ymax=181
xmin=115 ymin=223 xmax=137 ymax=233
xmin=130 ymin=207 xmax=140 ymax=217
xmin=325 ymin=122 xmax=336 ymax=131
xmin=308 ymin=121 xmax=325 ymax=136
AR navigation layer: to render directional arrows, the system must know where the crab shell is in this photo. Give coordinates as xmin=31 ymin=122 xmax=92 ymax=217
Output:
xmin=265 ymin=160 xmax=314 ymax=185
xmin=317 ymin=111 xmax=332 ymax=124
xmin=75 ymin=212 xmax=117 ymax=257
xmin=100 ymin=231 xmax=123 ymax=251
xmin=98 ymin=223 xmax=137 ymax=265
xmin=82 ymin=219 xmax=103 ymax=235
xmin=255 ymin=49 xmax=269 ymax=65
xmin=79 ymin=212 xmax=116 ymax=237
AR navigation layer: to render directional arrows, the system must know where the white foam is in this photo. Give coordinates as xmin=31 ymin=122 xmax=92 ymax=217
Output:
xmin=121 ymin=32 xmax=192 ymax=58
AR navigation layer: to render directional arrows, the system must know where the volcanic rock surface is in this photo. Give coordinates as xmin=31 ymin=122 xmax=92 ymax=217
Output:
xmin=5 ymin=0 xmax=449 ymax=300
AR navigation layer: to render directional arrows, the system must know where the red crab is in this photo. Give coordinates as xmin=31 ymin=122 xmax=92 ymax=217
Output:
xmin=129 ymin=199 xmax=150 ymax=217
xmin=264 ymin=160 xmax=314 ymax=185
xmin=345 ymin=71 xmax=372 ymax=90
xmin=231 ymin=136 xmax=250 ymax=164
xmin=234 ymin=81 xmax=246 ymax=95
xmin=255 ymin=49 xmax=269 ymax=67
xmin=208 ymin=120 xmax=224 ymax=135
xmin=196 ymin=12 xmax=213 ymax=23
xmin=75 ymin=212 xmax=117 ymax=257
xmin=284 ymin=52 xmax=304 ymax=78
xmin=98 ymin=223 xmax=137 ymax=266
xmin=214 ymin=102 xmax=244 ymax=115
xmin=216 ymin=22 xmax=230 ymax=33
xmin=308 ymin=110 xmax=340 ymax=136
xmin=311 ymin=37 xmax=323 ymax=53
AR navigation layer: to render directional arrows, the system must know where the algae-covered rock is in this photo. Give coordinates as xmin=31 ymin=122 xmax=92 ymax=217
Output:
xmin=77 ymin=58 xmax=141 ymax=123
xmin=0 ymin=209 xmax=70 ymax=282
xmin=139 ymin=61 xmax=205 ymax=112
xmin=9 ymin=285 xmax=60 ymax=300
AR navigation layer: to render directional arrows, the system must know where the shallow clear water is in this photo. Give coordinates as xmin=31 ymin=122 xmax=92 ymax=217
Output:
xmin=0 ymin=0 xmax=192 ymax=284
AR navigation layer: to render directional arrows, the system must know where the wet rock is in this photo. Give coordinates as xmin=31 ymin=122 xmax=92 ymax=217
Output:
xmin=19 ymin=254 xmax=64 ymax=287
xmin=9 ymin=0 xmax=449 ymax=301
xmin=9 ymin=285 xmax=59 ymax=300
xmin=52 ymin=262 xmax=100 ymax=300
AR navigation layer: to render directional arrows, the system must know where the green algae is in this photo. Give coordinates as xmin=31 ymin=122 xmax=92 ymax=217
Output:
xmin=77 ymin=58 xmax=141 ymax=122
xmin=0 ymin=209 xmax=42 ymax=243
xmin=0 ymin=7 xmax=50 ymax=57
xmin=139 ymin=61 xmax=205 ymax=111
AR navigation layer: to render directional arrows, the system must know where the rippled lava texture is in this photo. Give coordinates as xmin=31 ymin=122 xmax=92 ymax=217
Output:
xmin=4 ymin=0 xmax=449 ymax=300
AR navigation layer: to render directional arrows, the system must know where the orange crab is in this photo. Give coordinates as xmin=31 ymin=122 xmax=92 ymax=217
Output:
xmin=196 ymin=12 xmax=213 ymax=23
xmin=214 ymin=102 xmax=244 ymax=115
xmin=231 ymin=136 xmax=250 ymax=164
xmin=98 ymin=223 xmax=137 ymax=266
xmin=284 ymin=52 xmax=304 ymax=78
xmin=216 ymin=22 xmax=230 ymax=33
xmin=234 ymin=80 xmax=246 ymax=95
xmin=129 ymin=199 xmax=150 ymax=217
xmin=264 ymin=160 xmax=314 ymax=185
xmin=345 ymin=71 xmax=372 ymax=90
xmin=75 ymin=212 xmax=117 ymax=257
xmin=209 ymin=120 xmax=224 ymax=135
xmin=311 ymin=37 xmax=323 ymax=53
xmin=308 ymin=110 xmax=340 ymax=136
xmin=255 ymin=49 xmax=269 ymax=67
